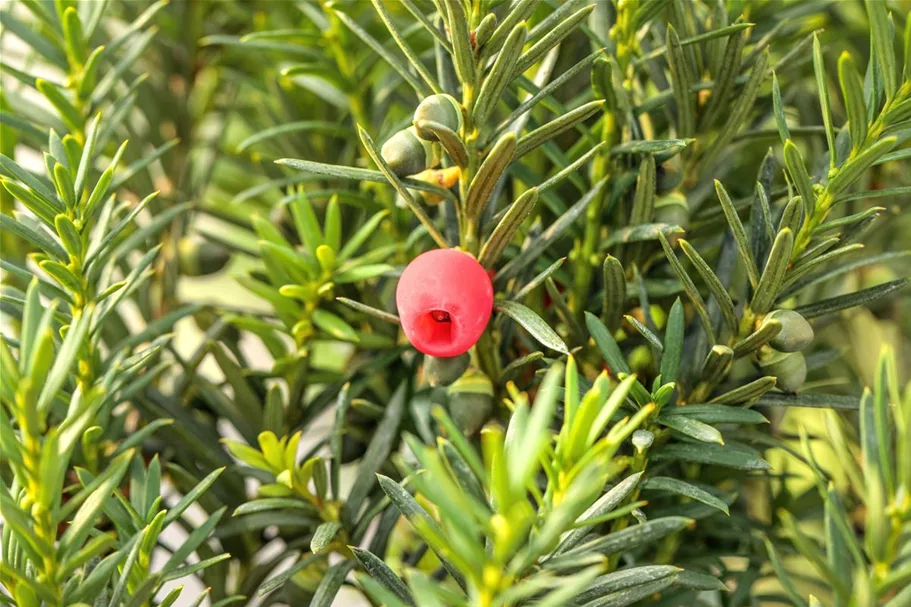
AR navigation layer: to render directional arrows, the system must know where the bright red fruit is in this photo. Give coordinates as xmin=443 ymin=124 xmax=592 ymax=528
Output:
xmin=396 ymin=249 xmax=493 ymax=357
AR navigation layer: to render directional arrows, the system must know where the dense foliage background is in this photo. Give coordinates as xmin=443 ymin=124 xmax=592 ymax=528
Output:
xmin=1 ymin=0 xmax=909 ymax=605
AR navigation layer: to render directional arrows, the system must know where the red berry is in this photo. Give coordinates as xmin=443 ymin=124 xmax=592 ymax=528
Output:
xmin=396 ymin=249 xmax=493 ymax=357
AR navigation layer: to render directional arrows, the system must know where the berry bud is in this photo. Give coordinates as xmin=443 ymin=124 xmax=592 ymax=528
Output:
xmin=413 ymin=94 xmax=463 ymax=141
xmin=381 ymin=126 xmax=438 ymax=177
xmin=178 ymin=237 xmax=231 ymax=276
xmin=632 ymin=429 xmax=654 ymax=454
xmin=447 ymin=371 xmax=493 ymax=435
xmin=395 ymin=249 xmax=493 ymax=357
xmin=424 ymin=352 xmax=471 ymax=387
xmin=766 ymin=309 xmax=814 ymax=352
xmin=758 ymin=346 xmax=807 ymax=393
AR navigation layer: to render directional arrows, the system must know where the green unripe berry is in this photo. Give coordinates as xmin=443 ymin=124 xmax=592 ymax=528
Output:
xmin=178 ymin=237 xmax=231 ymax=276
xmin=448 ymin=392 xmax=493 ymax=436
xmin=381 ymin=126 xmax=436 ymax=177
xmin=758 ymin=346 xmax=807 ymax=393
xmin=447 ymin=371 xmax=493 ymax=435
xmin=413 ymin=94 xmax=463 ymax=141
xmin=766 ymin=309 xmax=814 ymax=352
xmin=424 ymin=353 xmax=471 ymax=387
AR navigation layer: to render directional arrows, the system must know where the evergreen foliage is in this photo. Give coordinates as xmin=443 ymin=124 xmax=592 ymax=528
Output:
xmin=1 ymin=0 xmax=909 ymax=605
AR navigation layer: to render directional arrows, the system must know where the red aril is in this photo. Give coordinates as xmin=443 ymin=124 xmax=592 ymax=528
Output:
xmin=395 ymin=249 xmax=493 ymax=357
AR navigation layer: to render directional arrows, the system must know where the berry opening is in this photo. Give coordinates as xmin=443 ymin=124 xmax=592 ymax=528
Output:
xmin=430 ymin=310 xmax=451 ymax=323
xmin=413 ymin=309 xmax=456 ymax=350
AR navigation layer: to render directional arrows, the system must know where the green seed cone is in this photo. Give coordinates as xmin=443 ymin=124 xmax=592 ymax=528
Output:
xmin=178 ymin=237 xmax=231 ymax=276
xmin=424 ymin=353 xmax=471 ymax=387
xmin=766 ymin=309 xmax=814 ymax=352
xmin=758 ymin=346 xmax=807 ymax=393
xmin=447 ymin=371 xmax=493 ymax=435
xmin=632 ymin=429 xmax=654 ymax=454
xmin=413 ymin=94 xmax=462 ymax=142
xmin=381 ymin=127 xmax=434 ymax=177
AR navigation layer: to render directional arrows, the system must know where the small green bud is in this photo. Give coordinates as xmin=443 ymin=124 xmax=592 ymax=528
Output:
xmin=315 ymin=244 xmax=336 ymax=273
xmin=413 ymin=94 xmax=463 ymax=141
xmin=758 ymin=346 xmax=807 ymax=393
xmin=766 ymin=309 xmax=814 ymax=352
xmin=178 ymin=237 xmax=231 ymax=276
xmin=380 ymin=126 xmax=437 ymax=177
xmin=424 ymin=353 xmax=471 ymax=387
xmin=701 ymin=345 xmax=734 ymax=384
xmin=632 ymin=429 xmax=654 ymax=454
xmin=473 ymin=14 xmax=497 ymax=49
xmin=447 ymin=371 xmax=494 ymax=435
xmin=591 ymin=56 xmax=616 ymax=111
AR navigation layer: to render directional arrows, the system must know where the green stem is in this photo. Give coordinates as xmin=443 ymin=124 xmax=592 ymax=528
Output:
xmin=570 ymin=113 xmax=615 ymax=319
xmin=460 ymin=81 xmax=479 ymax=251
xmin=459 ymin=62 xmax=502 ymax=380
xmin=570 ymin=0 xmax=634 ymax=320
